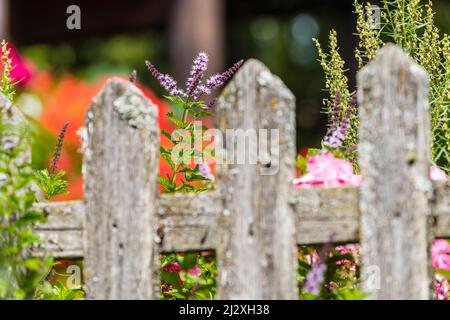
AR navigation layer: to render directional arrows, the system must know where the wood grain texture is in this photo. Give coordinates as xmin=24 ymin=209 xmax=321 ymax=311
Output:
xmin=157 ymin=192 xmax=220 ymax=252
xmin=432 ymin=181 xmax=450 ymax=238
xmin=81 ymin=78 xmax=160 ymax=299
xmin=34 ymin=181 xmax=450 ymax=255
xmin=32 ymin=201 xmax=84 ymax=258
xmin=291 ymin=186 xmax=360 ymax=244
xmin=215 ymin=59 xmax=298 ymax=299
xmin=357 ymin=44 xmax=432 ymax=299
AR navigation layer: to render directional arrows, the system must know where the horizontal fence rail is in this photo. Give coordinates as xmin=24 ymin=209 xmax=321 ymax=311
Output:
xmin=33 ymin=183 xmax=450 ymax=259
xmin=2 ymin=43 xmax=449 ymax=300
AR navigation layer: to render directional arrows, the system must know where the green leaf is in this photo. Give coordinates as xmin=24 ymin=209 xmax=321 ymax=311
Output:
xmin=161 ymin=153 xmax=176 ymax=171
xmin=161 ymin=270 xmax=182 ymax=290
xmin=189 ymin=110 xmax=212 ymax=118
xmin=185 ymin=173 xmax=209 ymax=182
xmin=166 ymin=112 xmax=187 ymax=129
xmin=436 ymin=269 xmax=450 ymax=280
xmin=164 ymin=95 xmax=186 ymax=108
xmin=188 ymin=101 xmax=209 ymax=110
xmin=179 ymin=253 xmax=198 ymax=271
xmin=158 ymin=175 xmax=173 ymax=191
xmin=161 ymin=129 xmax=173 ymax=141
xmin=160 ymin=146 xmax=170 ymax=154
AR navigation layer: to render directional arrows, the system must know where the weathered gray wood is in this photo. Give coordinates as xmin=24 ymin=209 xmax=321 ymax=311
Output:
xmin=23 ymin=58 xmax=450 ymax=301
xmin=432 ymin=181 xmax=450 ymax=238
xmin=81 ymin=78 xmax=160 ymax=299
xmin=157 ymin=192 xmax=221 ymax=252
xmin=291 ymin=186 xmax=360 ymax=244
xmin=358 ymin=44 xmax=432 ymax=299
xmin=215 ymin=60 xmax=298 ymax=299
xmin=32 ymin=201 xmax=84 ymax=258
xmin=33 ymin=179 xmax=450 ymax=257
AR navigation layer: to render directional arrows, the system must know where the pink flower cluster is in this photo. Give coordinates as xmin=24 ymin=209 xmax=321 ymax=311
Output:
xmin=433 ymin=239 xmax=450 ymax=300
xmin=162 ymin=262 xmax=201 ymax=286
xmin=433 ymin=239 xmax=450 ymax=270
xmin=295 ymin=153 xmax=450 ymax=299
xmin=293 ymin=152 xmax=362 ymax=187
xmin=434 ymin=276 xmax=449 ymax=300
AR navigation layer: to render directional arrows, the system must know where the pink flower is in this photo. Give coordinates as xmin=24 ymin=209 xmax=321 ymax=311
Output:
xmin=163 ymin=262 xmax=182 ymax=273
xmin=305 ymin=250 xmax=320 ymax=265
xmin=434 ymin=274 xmax=449 ymax=300
xmin=188 ymin=265 xmax=202 ymax=277
xmin=335 ymin=244 xmax=360 ymax=268
xmin=432 ymin=239 xmax=450 ymax=270
xmin=430 ymin=166 xmax=447 ymax=181
xmin=293 ymin=152 xmax=362 ymax=187
xmin=162 ymin=261 xmax=202 ymax=286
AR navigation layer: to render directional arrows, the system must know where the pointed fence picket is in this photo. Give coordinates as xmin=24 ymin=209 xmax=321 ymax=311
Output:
xmin=2 ymin=44 xmax=450 ymax=300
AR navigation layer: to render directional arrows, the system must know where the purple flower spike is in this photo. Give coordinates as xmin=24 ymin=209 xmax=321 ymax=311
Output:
xmin=186 ymin=52 xmax=209 ymax=99
xmin=207 ymin=97 xmax=218 ymax=109
xmin=205 ymin=59 xmax=244 ymax=91
xmin=50 ymin=121 xmax=69 ymax=174
xmin=145 ymin=54 xmax=244 ymax=105
xmin=145 ymin=60 xmax=184 ymax=97
xmin=303 ymin=263 xmax=327 ymax=295
xmin=323 ymin=92 xmax=356 ymax=150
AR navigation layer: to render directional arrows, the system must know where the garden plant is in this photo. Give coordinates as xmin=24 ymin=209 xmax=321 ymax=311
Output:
xmin=0 ymin=0 xmax=449 ymax=301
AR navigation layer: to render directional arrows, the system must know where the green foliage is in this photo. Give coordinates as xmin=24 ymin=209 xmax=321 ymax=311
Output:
xmin=315 ymin=0 xmax=450 ymax=170
xmin=34 ymin=169 xmax=69 ymax=200
xmin=161 ymin=252 xmax=216 ymax=300
xmin=35 ymin=281 xmax=84 ymax=300
xmin=297 ymin=245 xmax=367 ymax=300
xmin=0 ymin=115 xmax=52 ymax=299
xmin=33 ymin=121 xmax=70 ymax=200
xmin=1 ymin=40 xmax=17 ymax=100
xmin=159 ymin=97 xmax=214 ymax=193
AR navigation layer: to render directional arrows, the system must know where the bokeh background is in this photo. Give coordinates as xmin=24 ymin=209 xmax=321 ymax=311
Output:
xmin=1 ymin=0 xmax=449 ymax=200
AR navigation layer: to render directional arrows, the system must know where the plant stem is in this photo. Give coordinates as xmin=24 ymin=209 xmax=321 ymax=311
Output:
xmin=182 ymin=109 xmax=189 ymax=124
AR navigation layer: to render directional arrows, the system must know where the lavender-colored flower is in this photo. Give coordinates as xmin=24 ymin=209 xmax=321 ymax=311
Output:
xmin=323 ymin=93 xmax=356 ymax=150
xmin=50 ymin=121 xmax=69 ymax=174
xmin=145 ymin=60 xmax=184 ymax=97
xmin=186 ymin=52 xmax=208 ymax=99
xmin=303 ymin=263 xmax=327 ymax=295
xmin=145 ymin=54 xmax=244 ymax=104
xmin=207 ymin=97 xmax=218 ymax=109
xmin=198 ymin=163 xmax=214 ymax=181
xmin=204 ymin=59 xmax=244 ymax=91
xmin=302 ymin=237 xmax=334 ymax=296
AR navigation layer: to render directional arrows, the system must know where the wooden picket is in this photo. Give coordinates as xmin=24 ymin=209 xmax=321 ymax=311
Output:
xmin=3 ymin=44 xmax=450 ymax=300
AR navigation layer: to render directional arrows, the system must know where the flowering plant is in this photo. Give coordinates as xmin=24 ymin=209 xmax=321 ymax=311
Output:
xmin=145 ymin=53 xmax=243 ymax=193
xmin=314 ymin=0 xmax=449 ymax=171
xmin=34 ymin=122 xmax=69 ymax=200
xmin=161 ymin=252 xmax=216 ymax=300
xmin=0 ymin=43 xmax=52 ymax=298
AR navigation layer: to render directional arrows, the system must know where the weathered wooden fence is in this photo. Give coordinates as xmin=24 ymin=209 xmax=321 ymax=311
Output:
xmin=3 ymin=44 xmax=450 ymax=300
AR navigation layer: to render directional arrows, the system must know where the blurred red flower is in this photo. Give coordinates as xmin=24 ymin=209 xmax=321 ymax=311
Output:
xmin=29 ymin=71 xmax=174 ymax=200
